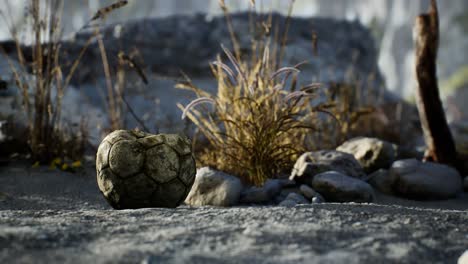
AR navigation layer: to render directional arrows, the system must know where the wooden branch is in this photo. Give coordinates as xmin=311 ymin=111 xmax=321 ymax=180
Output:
xmin=414 ymin=0 xmax=458 ymax=165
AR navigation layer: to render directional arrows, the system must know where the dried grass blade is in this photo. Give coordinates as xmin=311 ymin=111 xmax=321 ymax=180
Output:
xmin=118 ymin=51 xmax=148 ymax=84
xmin=284 ymin=91 xmax=308 ymax=102
xmin=63 ymin=36 xmax=94 ymax=90
xmin=181 ymin=97 xmax=215 ymax=120
xmin=300 ymin=83 xmax=322 ymax=93
xmin=316 ymin=108 xmax=340 ymax=125
xmin=221 ymin=44 xmax=247 ymax=85
xmin=273 ymin=84 xmax=283 ymax=91
xmin=270 ymin=67 xmax=300 ymax=81
xmin=212 ymin=61 xmax=237 ymax=84
xmin=91 ymin=0 xmax=128 ymax=21
xmin=262 ymin=46 xmax=270 ymax=70
xmin=218 ymin=0 xmax=227 ymax=12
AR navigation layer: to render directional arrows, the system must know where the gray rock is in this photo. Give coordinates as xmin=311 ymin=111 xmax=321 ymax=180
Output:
xmin=0 ymin=191 xmax=9 ymax=202
xmin=464 ymin=177 xmax=468 ymax=192
xmin=300 ymin=184 xmax=325 ymax=201
xmin=240 ymin=179 xmax=293 ymax=204
xmin=389 ymin=159 xmax=463 ymax=200
xmin=274 ymin=187 xmax=302 ymax=204
xmin=450 ymin=121 xmax=468 ymax=156
xmin=290 ymin=150 xmax=366 ymax=186
xmin=396 ymin=145 xmax=425 ymax=160
xmin=312 ymin=171 xmax=375 ymax=203
xmin=368 ymin=169 xmax=393 ymax=195
xmin=185 ymin=167 xmax=242 ymax=207
xmin=279 ymin=187 xmax=302 ymax=197
xmin=278 ymin=193 xmax=310 ymax=207
xmin=285 ymin=193 xmax=310 ymax=204
xmin=336 ymin=137 xmax=398 ymax=173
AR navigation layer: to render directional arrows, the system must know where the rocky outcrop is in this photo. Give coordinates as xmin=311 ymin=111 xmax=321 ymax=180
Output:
xmin=0 ymin=13 xmax=388 ymax=103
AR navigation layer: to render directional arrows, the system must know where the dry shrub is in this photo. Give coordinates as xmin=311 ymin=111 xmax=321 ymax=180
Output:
xmin=178 ymin=1 xmax=336 ymax=186
xmin=178 ymin=1 xmax=399 ymax=185
xmin=178 ymin=41 xmax=335 ymax=186
xmin=0 ymin=0 xmax=127 ymax=164
xmin=319 ymin=80 xmax=420 ymax=148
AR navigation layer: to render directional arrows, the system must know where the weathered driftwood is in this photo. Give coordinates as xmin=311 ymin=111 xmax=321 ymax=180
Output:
xmin=413 ymin=0 xmax=458 ymax=165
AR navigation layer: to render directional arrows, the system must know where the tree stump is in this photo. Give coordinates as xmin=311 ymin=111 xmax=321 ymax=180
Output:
xmin=414 ymin=0 xmax=458 ymax=166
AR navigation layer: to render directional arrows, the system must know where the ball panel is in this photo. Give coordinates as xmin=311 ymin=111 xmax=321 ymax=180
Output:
xmin=97 ymin=168 xmax=124 ymax=209
xmin=103 ymin=130 xmax=136 ymax=144
xmin=124 ymin=173 xmax=156 ymax=201
xmin=152 ymin=178 xmax=187 ymax=208
xmin=178 ymin=155 xmax=196 ymax=186
xmin=165 ymin=134 xmax=192 ymax=156
xmin=144 ymin=144 xmax=180 ymax=183
xmin=137 ymin=135 xmax=165 ymax=149
xmin=96 ymin=140 xmax=112 ymax=172
xmin=109 ymin=140 xmax=145 ymax=178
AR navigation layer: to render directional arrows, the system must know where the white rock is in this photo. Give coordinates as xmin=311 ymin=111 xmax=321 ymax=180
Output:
xmin=312 ymin=171 xmax=375 ymax=203
xmin=336 ymin=137 xmax=398 ymax=173
xmin=459 ymin=250 xmax=468 ymax=264
xmin=389 ymin=159 xmax=463 ymax=200
xmin=185 ymin=167 xmax=242 ymax=207
xmin=312 ymin=196 xmax=324 ymax=204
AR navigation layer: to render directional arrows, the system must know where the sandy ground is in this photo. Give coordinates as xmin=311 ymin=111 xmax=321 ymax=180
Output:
xmin=0 ymin=163 xmax=467 ymax=264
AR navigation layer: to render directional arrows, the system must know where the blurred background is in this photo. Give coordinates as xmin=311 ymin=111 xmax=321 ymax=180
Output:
xmin=1 ymin=0 xmax=468 ymax=160
xmin=2 ymin=0 xmax=467 ymax=100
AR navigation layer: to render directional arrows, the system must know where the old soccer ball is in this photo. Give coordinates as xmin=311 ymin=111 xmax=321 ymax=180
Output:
xmin=96 ymin=130 xmax=196 ymax=209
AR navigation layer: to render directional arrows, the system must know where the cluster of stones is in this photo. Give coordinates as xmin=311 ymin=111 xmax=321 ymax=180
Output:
xmin=96 ymin=130 xmax=196 ymax=209
xmin=185 ymin=137 xmax=465 ymax=207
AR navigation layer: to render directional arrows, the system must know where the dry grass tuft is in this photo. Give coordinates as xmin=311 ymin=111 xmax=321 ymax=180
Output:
xmin=178 ymin=39 xmax=334 ymax=186
xmin=178 ymin=1 xmax=333 ymax=186
xmin=177 ymin=0 xmax=392 ymax=185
